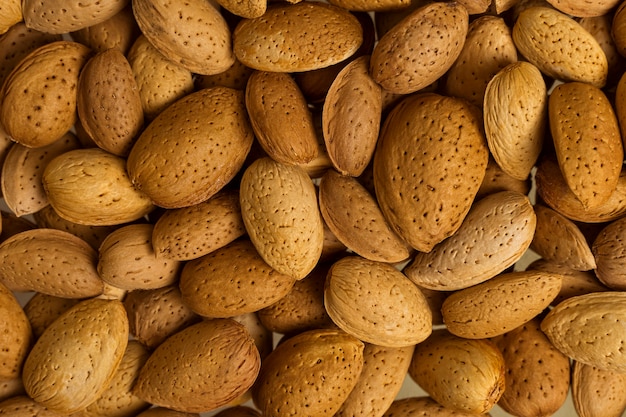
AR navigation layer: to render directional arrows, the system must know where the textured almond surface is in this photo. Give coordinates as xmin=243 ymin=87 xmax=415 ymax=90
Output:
xmin=382 ymin=396 xmax=492 ymax=416
xmin=22 ymin=298 xmax=129 ymax=414
xmin=404 ymin=191 xmax=536 ymax=291
xmin=476 ymin=157 xmax=531 ymax=199
xmin=0 ymin=282 xmax=32 ymax=380
xmin=592 ymin=216 xmax=626 ymax=289
xmin=233 ymin=2 xmax=363 ymax=72
xmin=0 ymin=395 xmax=63 ymax=417
xmin=546 ymin=0 xmax=620 ymax=16
xmin=572 ymin=360 xmax=626 ymax=417
xmin=70 ymin=4 xmax=140 ymax=54
xmin=22 ymin=0 xmax=128 ymax=34
xmin=0 ymin=0 xmax=22 ymax=34
xmin=23 ymin=293 xmax=79 ymax=339
xmin=135 ymin=408 xmax=199 ymax=417
xmin=373 ymin=93 xmax=488 ymax=253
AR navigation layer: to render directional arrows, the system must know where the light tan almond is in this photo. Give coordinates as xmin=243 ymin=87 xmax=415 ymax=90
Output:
xmin=194 ymin=58 xmax=254 ymax=91
xmin=43 ymin=148 xmax=154 ymax=225
xmin=70 ymin=4 xmax=140 ymax=54
xmin=475 ymin=157 xmax=531 ymax=199
xmin=0 ymin=377 xmax=25 ymax=402
xmin=22 ymin=0 xmax=127 ymax=34
xmin=382 ymin=396 xmax=491 ymax=416
xmin=133 ymin=0 xmax=234 ymax=75
xmin=239 ymin=157 xmax=324 ymax=280
xmin=214 ymin=0 xmax=266 ymax=18
xmin=578 ymin=14 xmax=625 ymax=87
xmin=484 ymin=61 xmax=547 ymax=181
xmin=23 ymin=298 xmax=129 ymax=414
xmin=546 ymin=0 xmax=620 ymax=16
xmin=23 ymin=293 xmax=80 ymax=339
xmin=404 ymin=190 xmax=536 ymax=291
xmin=0 ymin=395 xmax=63 ymax=417
xmin=572 ymin=360 xmax=626 ymax=417
xmin=0 ymin=0 xmax=22 ymax=35
xmin=0 ymin=282 xmax=32 ymax=381
xmin=592 ymin=216 xmax=626 ymax=289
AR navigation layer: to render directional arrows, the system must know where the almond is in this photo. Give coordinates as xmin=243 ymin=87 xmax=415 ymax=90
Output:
xmin=213 ymin=406 xmax=262 ymax=417
xmin=408 ymin=329 xmax=506 ymax=414
xmin=133 ymin=319 xmax=260 ymax=413
xmin=70 ymin=4 xmax=140 ymax=54
xmin=0 ymin=0 xmax=22 ymax=35
xmin=195 ymin=58 xmax=254 ymax=91
xmin=133 ymin=0 xmax=234 ymax=75
xmin=612 ymin=0 xmax=626 ymax=57
xmin=404 ymin=190 xmax=536 ymax=291
xmin=43 ymin=148 xmax=154 ymax=226
xmin=578 ymin=14 xmax=625 ymax=87
xmin=0 ymin=282 xmax=32 ymax=380
xmin=483 ymin=61 xmax=547 ymax=181
xmin=135 ymin=408 xmax=199 ymax=417
xmin=22 ymin=0 xmax=128 ymax=34
xmin=23 ymin=293 xmax=80 ymax=339
xmin=0 ymin=210 xmax=36 ymax=243
xmin=179 ymin=239 xmax=296 ymax=318
xmin=22 ymin=298 xmax=129 ymax=414
xmin=239 ymin=157 xmax=324 ymax=280
xmin=0 ymin=228 xmax=103 ymax=298
xmin=0 ymin=41 xmax=91 ymax=148
xmin=370 ymin=2 xmax=469 ymax=94
xmin=233 ymin=2 xmax=363 ymax=72
xmin=214 ymin=0 xmax=266 ymax=18
xmin=373 ymin=93 xmax=488 ymax=253
xmin=592 ymin=216 xmax=626 ymax=289
xmin=441 ymin=270 xmax=562 ymax=339
xmin=382 ymin=396 xmax=491 ymax=416
xmin=245 ymin=70 xmax=318 ymax=165
xmin=541 ymin=291 xmax=626 ymax=372
xmin=546 ymin=0 xmax=620 ymax=17
xmin=572 ymin=360 xmax=626 ymax=417
xmin=127 ymin=87 xmax=254 ymax=209
xmin=475 ymin=157 xmax=531 ymax=199
xmin=0 ymin=395 xmax=62 ymax=417
xmin=328 ymin=0 xmax=411 ymax=11
xmin=512 ymin=6 xmax=608 ymax=87
xmin=0 ymin=378 xmax=25 ymax=403
xmin=252 ymin=328 xmax=364 ymax=417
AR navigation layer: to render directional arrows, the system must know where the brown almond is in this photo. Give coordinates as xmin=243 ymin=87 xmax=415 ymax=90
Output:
xmin=442 ymin=270 xmax=562 ymax=339
xmin=578 ymin=14 xmax=626 ymax=87
xmin=22 ymin=298 xmax=129 ymax=414
xmin=0 ymin=395 xmax=63 ymax=417
xmin=325 ymin=256 xmax=432 ymax=347
xmin=22 ymin=0 xmax=127 ymax=34
xmin=531 ymin=204 xmax=597 ymax=271
xmin=404 ymin=190 xmax=536 ymax=291
xmin=133 ymin=0 xmax=234 ymax=75
xmin=194 ymin=58 xmax=254 ymax=91
xmin=23 ymin=293 xmax=80 ymax=339
xmin=572 ymin=360 xmax=626 ymax=417
xmin=318 ymin=170 xmax=411 ymax=263
xmin=0 ymin=377 xmax=25 ymax=402
xmin=547 ymin=0 xmax=620 ymax=16
xmin=0 ymin=228 xmax=103 ymax=298
xmin=127 ymin=87 xmax=254 ymax=209
xmin=0 ymin=41 xmax=91 ymax=148
xmin=0 ymin=282 xmax=32 ymax=380
xmin=239 ymin=157 xmax=324 ymax=280
xmin=592 ymin=216 xmax=626 ymax=289
xmin=43 ymin=148 xmax=155 ymax=226
xmin=233 ymin=2 xmax=363 ymax=73
xmin=475 ymin=157 xmax=532 ymax=199
xmin=214 ymin=0 xmax=266 ymax=18
xmin=0 ymin=211 xmax=36 ymax=243
xmin=382 ymin=396 xmax=491 ymax=416
xmin=70 ymin=4 xmax=140 ymax=55
xmin=135 ymin=408 xmax=199 ymax=417
xmin=328 ymin=0 xmax=410 ymax=11
xmin=408 ymin=329 xmax=506 ymax=414
xmin=179 ymin=239 xmax=296 ymax=318
xmin=245 ymin=70 xmax=318 ymax=165
xmin=492 ymin=317 xmax=571 ymax=417
xmin=252 ymin=328 xmax=364 ymax=417
xmin=133 ymin=319 xmax=260 ymax=413
xmin=373 ymin=93 xmax=488 ymax=253
xmin=612 ymin=0 xmax=626 ymax=58
xmin=370 ymin=2 xmax=469 ymax=94
xmin=0 ymin=0 xmax=22 ymax=35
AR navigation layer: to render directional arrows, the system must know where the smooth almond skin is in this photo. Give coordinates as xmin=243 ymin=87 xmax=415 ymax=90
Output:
xmin=382 ymin=396 xmax=491 ymax=416
xmin=442 ymin=270 xmax=562 ymax=339
xmin=592 ymin=216 xmax=626 ymax=289
xmin=404 ymin=191 xmax=536 ymax=291
xmin=531 ymin=204 xmax=597 ymax=271
xmin=409 ymin=329 xmax=505 ymax=414
xmin=0 ymin=228 xmax=103 ymax=298
xmin=373 ymin=93 xmax=489 ymax=253
xmin=43 ymin=148 xmax=154 ymax=226
xmin=233 ymin=2 xmax=363 ymax=73
xmin=0 ymin=282 xmax=32 ymax=380
xmin=541 ymin=292 xmax=626 ymax=372
xmin=245 ymin=70 xmax=318 ymax=165
xmin=127 ymin=87 xmax=254 ymax=209
xmin=133 ymin=0 xmax=234 ymax=75
xmin=77 ymin=48 xmax=144 ymax=157
xmin=252 ymin=328 xmax=365 ymax=417
xmin=572 ymin=360 xmax=626 ymax=417
xmin=370 ymin=2 xmax=469 ymax=94
xmin=323 ymin=55 xmax=382 ymax=177
xmin=549 ymin=82 xmax=623 ymax=209
xmin=325 ymin=256 xmax=432 ymax=347
xmin=179 ymin=239 xmax=296 ymax=318
xmin=319 ymin=170 xmax=411 ymax=263
xmin=492 ymin=318 xmax=571 ymax=417
xmin=22 ymin=0 xmax=128 ymax=34
xmin=484 ymin=61 xmax=547 ymax=181
xmin=133 ymin=319 xmax=260 ymax=413
xmin=0 ymin=41 xmax=91 ymax=148
xmin=23 ymin=298 xmax=129 ymax=414
xmin=240 ymin=157 xmax=324 ymax=280
xmin=513 ymin=6 xmax=608 ymax=87
xmin=152 ymin=189 xmax=246 ymax=261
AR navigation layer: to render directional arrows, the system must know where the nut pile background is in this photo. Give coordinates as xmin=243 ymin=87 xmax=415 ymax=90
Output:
xmin=2 ymin=0 xmax=626 ymax=416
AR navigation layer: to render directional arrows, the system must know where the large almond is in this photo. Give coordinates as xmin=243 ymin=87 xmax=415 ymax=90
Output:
xmin=22 ymin=0 xmax=128 ymax=34
xmin=572 ymin=360 xmax=626 ymax=417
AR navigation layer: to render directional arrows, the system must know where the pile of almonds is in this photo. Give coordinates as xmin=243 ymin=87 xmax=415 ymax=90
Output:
xmin=4 ymin=0 xmax=626 ymax=415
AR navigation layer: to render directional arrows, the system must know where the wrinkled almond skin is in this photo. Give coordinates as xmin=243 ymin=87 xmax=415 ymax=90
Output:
xmin=133 ymin=0 xmax=234 ymax=75
xmin=370 ymin=2 xmax=469 ymax=94
xmin=0 ymin=41 xmax=91 ymax=148
xmin=22 ymin=0 xmax=128 ymax=34
xmin=541 ymin=292 xmax=626 ymax=372
xmin=240 ymin=157 xmax=324 ymax=280
xmin=547 ymin=0 xmax=620 ymax=17
xmin=592 ymin=216 xmax=626 ymax=289
xmin=442 ymin=270 xmax=562 ymax=339
xmin=22 ymin=298 xmax=129 ymax=414
xmin=572 ymin=360 xmax=626 ymax=417
xmin=0 ymin=0 xmax=22 ymax=35
xmin=127 ymin=87 xmax=254 ymax=209
xmin=404 ymin=191 xmax=536 ymax=291
xmin=409 ymin=329 xmax=506 ymax=414
xmin=0 ymin=228 xmax=103 ymax=298
xmin=0 ymin=282 xmax=32 ymax=380
xmin=233 ymin=2 xmax=363 ymax=72
xmin=252 ymin=328 xmax=365 ymax=417
xmin=133 ymin=319 xmax=260 ymax=413
xmin=512 ymin=6 xmax=608 ymax=87
xmin=373 ymin=93 xmax=488 ymax=253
